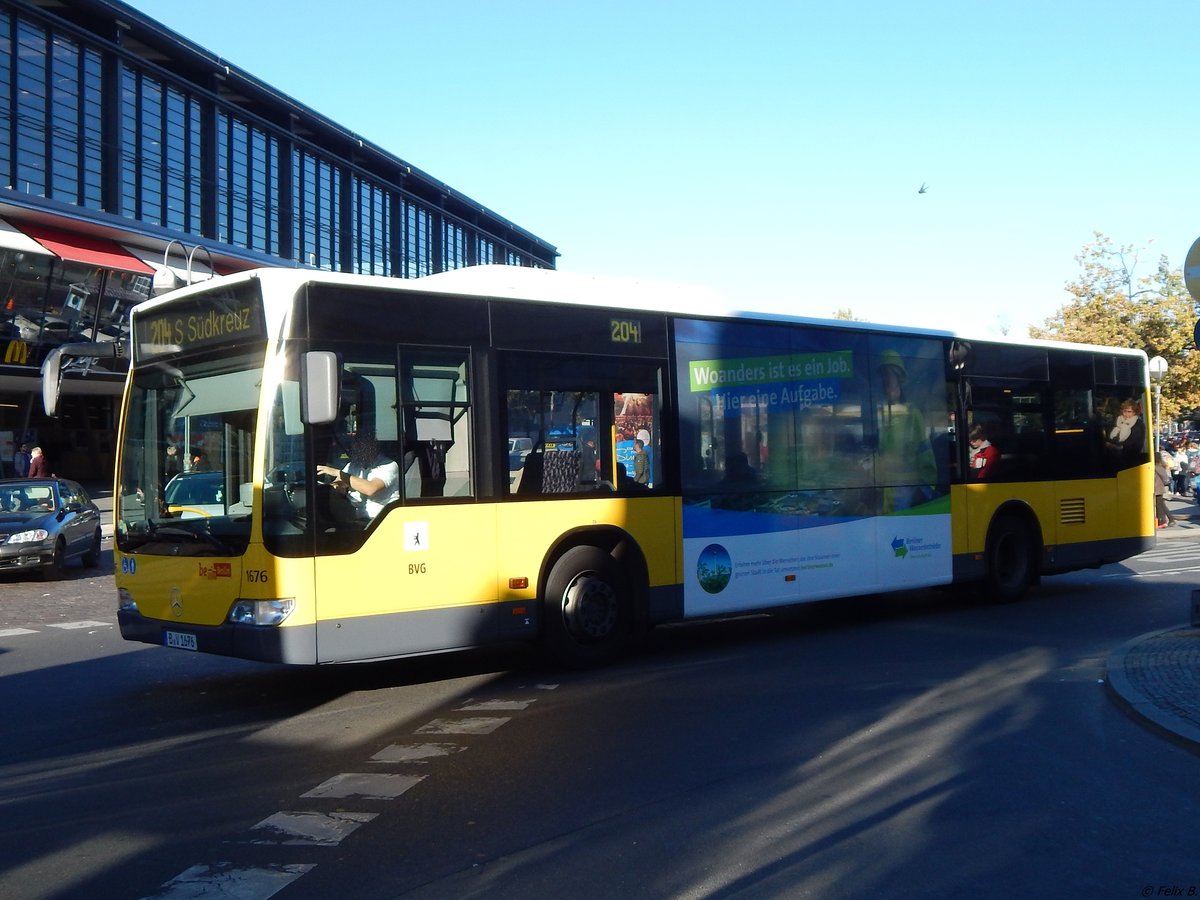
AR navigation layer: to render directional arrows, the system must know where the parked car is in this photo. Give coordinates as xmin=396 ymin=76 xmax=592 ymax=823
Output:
xmin=80 ymin=322 xmax=127 ymax=342
xmin=0 ymin=478 xmax=103 ymax=580
xmin=508 ymin=436 xmax=533 ymax=470
xmin=163 ymin=470 xmax=226 ymax=518
xmin=12 ymin=313 xmax=71 ymax=344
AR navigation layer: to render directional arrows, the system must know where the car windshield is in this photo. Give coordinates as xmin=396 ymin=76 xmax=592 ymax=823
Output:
xmin=0 ymin=482 xmax=57 ymax=512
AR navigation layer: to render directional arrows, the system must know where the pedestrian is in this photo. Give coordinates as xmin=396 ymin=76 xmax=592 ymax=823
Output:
xmin=27 ymin=446 xmax=51 ymax=478
xmin=632 ymin=438 xmax=650 ymax=485
xmin=1188 ymin=441 xmax=1200 ymax=501
xmin=1172 ymin=441 xmax=1190 ymax=497
xmin=1155 ymin=450 xmax=1173 ymax=528
xmin=12 ymin=442 xmax=30 ymax=477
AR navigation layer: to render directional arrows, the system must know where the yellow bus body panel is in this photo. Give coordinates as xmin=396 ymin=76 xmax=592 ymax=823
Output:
xmin=312 ymin=504 xmax=500 ymax=620
xmin=494 ymin=495 xmax=682 ymax=595
xmin=117 ymin=553 xmax=248 ymax=627
xmin=119 ymin=495 xmax=681 ymax=633
xmin=952 ymin=464 xmax=1154 ymax=556
xmin=307 ymin=495 xmax=680 ymax=622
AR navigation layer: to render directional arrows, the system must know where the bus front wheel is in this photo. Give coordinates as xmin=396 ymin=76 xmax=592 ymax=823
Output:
xmin=542 ymin=545 xmax=632 ymax=667
xmin=985 ymin=515 xmax=1036 ymax=603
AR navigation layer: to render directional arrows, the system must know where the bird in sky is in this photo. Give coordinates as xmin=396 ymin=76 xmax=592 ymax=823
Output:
xmin=918 ymin=182 xmax=928 ymax=194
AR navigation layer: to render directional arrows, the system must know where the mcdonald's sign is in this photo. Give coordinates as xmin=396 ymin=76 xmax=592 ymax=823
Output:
xmin=4 ymin=340 xmax=28 ymax=365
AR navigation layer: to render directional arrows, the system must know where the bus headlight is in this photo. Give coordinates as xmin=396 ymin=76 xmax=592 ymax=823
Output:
xmin=228 ymin=598 xmax=295 ymax=626
xmin=118 ymin=588 xmax=137 ymax=612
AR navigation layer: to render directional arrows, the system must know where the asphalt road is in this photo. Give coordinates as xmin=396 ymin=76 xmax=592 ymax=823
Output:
xmin=1 ymin=542 xmax=1198 ymax=900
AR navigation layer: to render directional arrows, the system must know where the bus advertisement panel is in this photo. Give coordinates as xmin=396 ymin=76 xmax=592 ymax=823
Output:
xmin=673 ymin=318 xmax=953 ymax=616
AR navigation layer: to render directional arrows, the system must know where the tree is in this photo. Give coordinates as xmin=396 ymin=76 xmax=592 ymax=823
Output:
xmin=1031 ymin=233 xmax=1200 ymax=426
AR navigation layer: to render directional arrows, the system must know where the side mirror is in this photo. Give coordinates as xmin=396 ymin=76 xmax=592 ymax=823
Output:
xmin=41 ymin=341 xmax=120 ymax=417
xmin=301 ymin=351 xmax=339 ymax=425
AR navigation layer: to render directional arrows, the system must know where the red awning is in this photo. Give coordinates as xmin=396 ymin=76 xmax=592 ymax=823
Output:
xmin=17 ymin=223 xmax=155 ymax=275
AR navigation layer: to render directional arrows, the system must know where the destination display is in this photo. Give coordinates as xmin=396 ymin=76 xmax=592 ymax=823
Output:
xmin=133 ymin=284 xmax=266 ymax=362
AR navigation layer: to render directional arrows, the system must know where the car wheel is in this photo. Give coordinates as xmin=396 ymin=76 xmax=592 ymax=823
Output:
xmin=41 ymin=539 xmax=66 ymax=581
xmin=82 ymin=530 xmax=102 ymax=568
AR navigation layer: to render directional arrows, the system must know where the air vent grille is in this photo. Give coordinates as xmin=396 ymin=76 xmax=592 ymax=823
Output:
xmin=1060 ymin=497 xmax=1086 ymax=525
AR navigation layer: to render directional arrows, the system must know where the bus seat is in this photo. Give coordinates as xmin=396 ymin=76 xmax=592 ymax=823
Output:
xmin=516 ymin=450 xmax=544 ymax=495
xmin=404 ymin=439 xmax=451 ymax=497
xmin=542 ymin=450 xmax=582 ymax=493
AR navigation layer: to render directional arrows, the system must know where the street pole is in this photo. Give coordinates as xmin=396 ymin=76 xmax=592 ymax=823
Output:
xmin=1149 ymin=356 xmax=1168 ymax=454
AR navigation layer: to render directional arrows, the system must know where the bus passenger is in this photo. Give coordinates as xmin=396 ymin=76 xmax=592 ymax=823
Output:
xmin=967 ymin=424 xmax=998 ymax=479
xmin=1106 ymin=400 xmax=1145 ymax=466
xmin=317 ymin=434 xmax=400 ymax=520
xmin=578 ymin=427 xmax=600 ymax=486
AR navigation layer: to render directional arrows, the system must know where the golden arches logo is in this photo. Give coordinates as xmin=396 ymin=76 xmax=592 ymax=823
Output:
xmin=4 ymin=340 xmax=28 ymax=364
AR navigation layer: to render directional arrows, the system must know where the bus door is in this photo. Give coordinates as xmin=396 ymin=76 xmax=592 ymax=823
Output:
xmin=308 ymin=347 xmax=498 ymax=663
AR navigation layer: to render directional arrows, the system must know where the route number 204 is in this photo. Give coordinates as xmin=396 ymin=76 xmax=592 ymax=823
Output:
xmin=610 ymin=318 xmax=642 ymax=344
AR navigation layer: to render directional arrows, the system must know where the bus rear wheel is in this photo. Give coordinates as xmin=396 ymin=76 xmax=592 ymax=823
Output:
xmin=985 ymin=515 xmax=1035 ymax=603
xmin=543 ymin=545 xmax=632 ymax=668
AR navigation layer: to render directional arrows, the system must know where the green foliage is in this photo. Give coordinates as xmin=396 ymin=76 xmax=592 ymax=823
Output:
xmin=1032 ymin=233 xmax=1200 ymax=424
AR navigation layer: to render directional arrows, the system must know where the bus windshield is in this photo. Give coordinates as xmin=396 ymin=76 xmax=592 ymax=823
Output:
xmin=116 ymin=348 xmax=262 ymax=556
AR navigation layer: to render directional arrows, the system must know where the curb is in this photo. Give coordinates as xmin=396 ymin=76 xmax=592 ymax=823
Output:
xmin=1104 ymin=626 xmax=1200 ymax=757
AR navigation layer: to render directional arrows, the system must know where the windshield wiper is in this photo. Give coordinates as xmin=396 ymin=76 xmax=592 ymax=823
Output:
xmin=143 ymin=523 xmax=237 ymax=557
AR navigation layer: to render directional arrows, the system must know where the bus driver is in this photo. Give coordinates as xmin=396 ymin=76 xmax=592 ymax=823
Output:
xmin=317 ymin=434 xmax=400 ymax=520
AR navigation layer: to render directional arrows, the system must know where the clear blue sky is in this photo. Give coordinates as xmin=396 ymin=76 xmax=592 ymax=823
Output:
xmin=126 ymin=0 xmax=1200 ymax=337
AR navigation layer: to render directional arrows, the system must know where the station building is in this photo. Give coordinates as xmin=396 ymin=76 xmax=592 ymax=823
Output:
xmin=0 ymin=0 xmax=558 ymax=480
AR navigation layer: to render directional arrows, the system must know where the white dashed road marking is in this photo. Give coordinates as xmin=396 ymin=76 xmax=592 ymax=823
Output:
xmin=144 ymin=862 xmax=316 ymax=899
xmin=369 ymin=742 xmax=465 ymax=764
xmin=415 ymin=716 xmax=511 ymax=735
xmin=243 ymin=811 xmax=378 ymax=846
xmin=151 ymin=686 xmax=557 ymax=897
xmin=456 ymin=699 xmax=534 ymax=711
xmin=300 ymin=772 xmax=425 ymax=800
xmin=0 ymin=620 xmax=114 ymax=638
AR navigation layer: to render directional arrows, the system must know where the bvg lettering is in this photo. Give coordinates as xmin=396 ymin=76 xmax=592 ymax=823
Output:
xmin=408 ymin=562 xmax=427 ymax=575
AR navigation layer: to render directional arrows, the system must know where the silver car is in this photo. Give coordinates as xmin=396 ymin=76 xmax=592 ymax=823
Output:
xmin=0 ymin=478 xmax=103 ymax=580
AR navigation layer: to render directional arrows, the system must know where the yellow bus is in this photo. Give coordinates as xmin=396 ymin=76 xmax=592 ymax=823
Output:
xmin=44 ymin=266 xmax=1155 ymax=666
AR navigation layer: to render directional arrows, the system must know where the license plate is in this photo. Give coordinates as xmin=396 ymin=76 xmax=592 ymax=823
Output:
xmin=164 ymin=630 xmax=198 ymax=651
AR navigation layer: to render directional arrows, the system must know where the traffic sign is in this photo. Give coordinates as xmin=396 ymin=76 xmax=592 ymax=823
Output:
xmin=1185 ymin=236 xmax=1200 ymax=302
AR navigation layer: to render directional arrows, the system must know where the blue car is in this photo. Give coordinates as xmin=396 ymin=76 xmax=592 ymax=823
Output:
xmin=0 ymin=478 xmax=103 ymax=580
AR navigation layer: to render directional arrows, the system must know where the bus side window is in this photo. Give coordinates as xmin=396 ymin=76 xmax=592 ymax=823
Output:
xmin=502 ymin=356 xmax=664 ymax=499
xmin=400 ymin=350 xmax=472 ymax=500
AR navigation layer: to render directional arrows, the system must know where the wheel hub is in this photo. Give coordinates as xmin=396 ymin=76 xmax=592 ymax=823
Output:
xmin=562 ymin=572 xmax=618 ymax=641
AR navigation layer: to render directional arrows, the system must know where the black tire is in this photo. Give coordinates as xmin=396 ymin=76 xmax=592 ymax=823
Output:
xmin=985 ymin=515 xmax=1035 ymax=603
xmin=81 ymin=530 xmax=102 ymax=568
xmin=41 ymin=539 xmax=66 ymax=581
xmin=542 ymin=545 xmax=632 ymax=668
